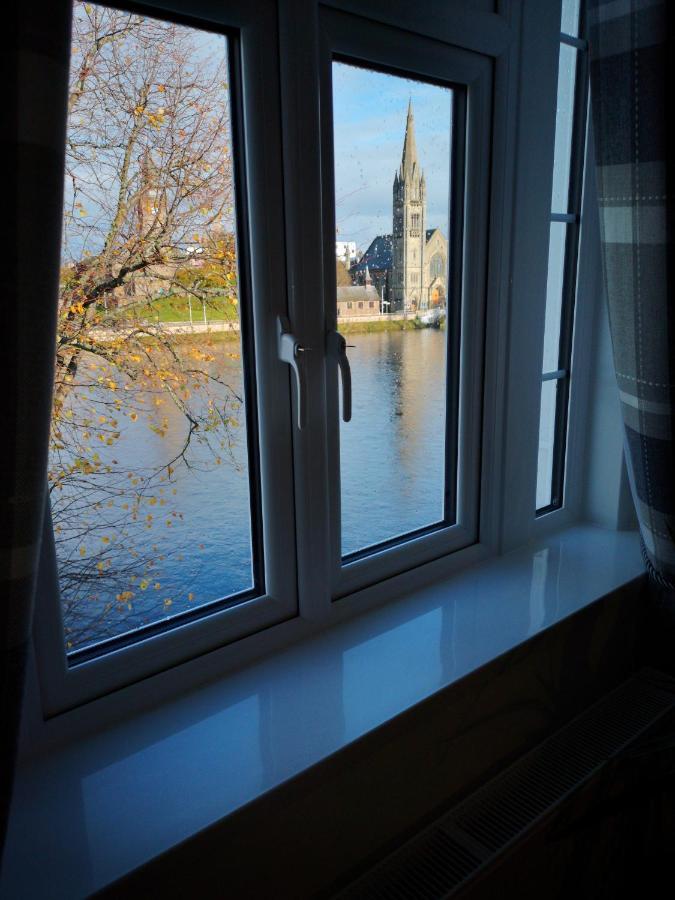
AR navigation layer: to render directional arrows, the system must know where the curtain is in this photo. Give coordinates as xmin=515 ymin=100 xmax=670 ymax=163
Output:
xmin=1 ymin=1 xmax=71 ymax=858
xmin=587 ymin=0 xmax=675 ymax=592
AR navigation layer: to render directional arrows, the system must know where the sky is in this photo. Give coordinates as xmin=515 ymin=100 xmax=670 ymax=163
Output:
xmin=64 ymin=7 xmax=452 ymax=262
xmin=332 ymin=61 xmax=452 ymax=251
xmin=63 ymin=4 xmax=231 ymax=262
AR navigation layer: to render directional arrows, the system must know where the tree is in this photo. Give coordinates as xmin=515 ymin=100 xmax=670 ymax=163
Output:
xmin=51 ymin=2 xmax=243 ymax=649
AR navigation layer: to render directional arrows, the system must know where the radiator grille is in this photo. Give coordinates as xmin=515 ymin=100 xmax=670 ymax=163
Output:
xmin=336 ymin=669 xmax=675 ymax=900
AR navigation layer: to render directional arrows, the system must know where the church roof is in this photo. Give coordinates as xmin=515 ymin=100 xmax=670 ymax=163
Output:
xmin=350 ymin=234 xmax=393 ymax=273
xmin=336 ymin=285 xmax=380 ymax=302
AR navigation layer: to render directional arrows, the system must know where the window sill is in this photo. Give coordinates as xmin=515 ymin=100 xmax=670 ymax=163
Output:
xmin=1 ymin=523 xmax=644 ymax=897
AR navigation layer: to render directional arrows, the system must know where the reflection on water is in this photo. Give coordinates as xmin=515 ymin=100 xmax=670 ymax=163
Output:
xmin=55 ymin=338 xmax=253 ymax=651
xmin=59 ymin=329 xmax=447 ymax=650
xmin=341 ymin=329 xmax=447 ymax=555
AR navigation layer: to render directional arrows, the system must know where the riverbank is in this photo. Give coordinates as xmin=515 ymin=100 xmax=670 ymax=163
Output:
xmin=92 ymin=314 xmax=436 ymax=343
xmin=170 ymin=316 xmax=430 ymax=343
xmin=337 ymin=317 xmax=427 ymax=335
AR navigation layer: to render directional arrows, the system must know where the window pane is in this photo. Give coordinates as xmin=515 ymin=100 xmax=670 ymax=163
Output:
xmin=332 ymin=61 xmax=454 ymax=557
xmin=542 ymin=223 xmax=567 ymax=373
xmin=551 ymin=44 xmax=577 ymax=213
xmin=52 ymin=2 xmax=258 ymax=654
xmin=561 ymin=0 xmax=580 ymax=37
xmin=536 ymin=379 xmax=559 ymax=510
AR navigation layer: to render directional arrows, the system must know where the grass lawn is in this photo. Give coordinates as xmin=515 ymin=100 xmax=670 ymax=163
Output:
xmin=115 ymin=294 xmax=237 ymax=324
xmin=337 ymin=317 xmax=426 ymax=335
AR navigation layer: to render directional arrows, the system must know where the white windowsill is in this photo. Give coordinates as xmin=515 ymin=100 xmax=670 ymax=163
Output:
xmin=0 ymin=523 xmax=643 ymax=898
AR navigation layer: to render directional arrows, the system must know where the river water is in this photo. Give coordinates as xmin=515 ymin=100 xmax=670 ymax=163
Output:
xmin=58 ymin=329 xmax=447 ymax=651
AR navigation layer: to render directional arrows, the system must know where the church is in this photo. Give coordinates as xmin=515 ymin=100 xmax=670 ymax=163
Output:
xmin=350 ymin=100 xmax=448 ymax=314
xmin=392 ymin=99 xmax=448 ymax=313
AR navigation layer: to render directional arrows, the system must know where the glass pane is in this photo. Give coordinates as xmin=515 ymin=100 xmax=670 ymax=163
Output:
xmin=561 ymin=0 xmax=580 ymax=37
xmin=542 ymin=223 xmax=567 ymax=372
xmin=551 ymin=44 xmax=577 ymax=213
xmin=332 ymin=61 xmax=454 ymax=557
xmin=536 ymin=379 xmax=559 ymax=510
xmin=52 ymin=2 xmax=257 ymax=654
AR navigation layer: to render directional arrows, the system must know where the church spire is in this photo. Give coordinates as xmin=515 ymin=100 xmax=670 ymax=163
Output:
xmin=400 ymin=98 xmax=419 ymax=178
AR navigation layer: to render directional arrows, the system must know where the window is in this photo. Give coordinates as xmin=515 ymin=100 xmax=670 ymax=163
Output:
xmin=32 ymin=0 xmax=599 ymax=717
xmin=323 ymin=17 xmax=489 ymax=598
xmin=52 ymin=8 xmax=261 ymax=656
xmin=536 ymin=0 xmax=589 ymax=513
xmin=35 ymin=0 xmax=297 ymax=712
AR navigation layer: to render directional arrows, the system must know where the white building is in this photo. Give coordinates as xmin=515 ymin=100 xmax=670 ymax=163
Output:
xmin=335 ymin=240 xmax=357 ymax=266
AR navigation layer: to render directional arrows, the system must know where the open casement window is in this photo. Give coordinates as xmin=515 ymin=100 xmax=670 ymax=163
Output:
xmin=34 ymin=0 xmax=297 ymax=714
xmin=536 ymin=0 xmax=589 ymax=514
xmin=316 ymin=9 xmax=492 ymax=599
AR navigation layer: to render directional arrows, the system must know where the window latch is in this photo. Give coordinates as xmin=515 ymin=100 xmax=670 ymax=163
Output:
xmin=277 ymin=316 xmax=308 ymax=430
xmin=327 ymin=330 xmax=352 ymax=423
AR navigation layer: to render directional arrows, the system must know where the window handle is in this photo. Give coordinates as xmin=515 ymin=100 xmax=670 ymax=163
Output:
xmin=277 ymin=316 xmax=308 ymax=430
xmin=327 ymin=330 xmax=352 ymax=423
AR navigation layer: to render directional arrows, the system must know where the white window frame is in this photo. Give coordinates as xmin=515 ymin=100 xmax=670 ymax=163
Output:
xmin=317 ymin=9 xmax=491 ymax=598
xmin=33 ymin=0 xmax=298 ymax=715
xmin=535 ymin=6 xmax=591 ymax=517
xmin=23 ymin=0 xmax=619 ymax=741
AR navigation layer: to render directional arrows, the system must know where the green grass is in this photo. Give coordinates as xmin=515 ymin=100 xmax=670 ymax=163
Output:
xmin=337 ymin=317 xmax=424 ymax=336
xmin=116 ymin=294 xmax=237 ymax=324
xmin=169 ymin=329 xmax=241 ymax=345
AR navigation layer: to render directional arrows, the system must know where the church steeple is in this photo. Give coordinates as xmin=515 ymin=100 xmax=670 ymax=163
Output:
xmin=392 ymin=98 xmax=426 ymax=313
xmin=399 ymin=98 xmax=419 ymax=178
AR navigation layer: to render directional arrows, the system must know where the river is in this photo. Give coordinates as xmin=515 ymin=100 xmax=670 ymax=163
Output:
xmin=57 ymin=328 xmax=447 ymax=651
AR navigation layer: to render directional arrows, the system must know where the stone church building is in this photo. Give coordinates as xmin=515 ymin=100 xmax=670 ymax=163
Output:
xmin=391 ymin=100 xmax=447 ymax=313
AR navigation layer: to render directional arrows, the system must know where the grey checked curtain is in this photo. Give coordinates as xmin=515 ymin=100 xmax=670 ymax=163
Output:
xmin=587 ymin=0 xmax=674 ymax=591
xmin=2 ymin=1 xmax=71 ymax=858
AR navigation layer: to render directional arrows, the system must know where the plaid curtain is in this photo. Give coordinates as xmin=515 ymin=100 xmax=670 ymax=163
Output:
xmin=587 ymin=0 xmax=674 ymax=591
xmin=2 ymin=1 xmax=71 ymax=858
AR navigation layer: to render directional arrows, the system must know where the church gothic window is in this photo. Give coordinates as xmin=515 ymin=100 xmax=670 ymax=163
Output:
xmin=430 ymin=252 xmax=444 ymax=279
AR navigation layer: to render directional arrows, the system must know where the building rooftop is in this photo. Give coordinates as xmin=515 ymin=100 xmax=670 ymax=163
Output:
xmin=336 ymin=285 xmax=381 ymax=303
xmin=350 ymin=234 xmax=393 ymax=274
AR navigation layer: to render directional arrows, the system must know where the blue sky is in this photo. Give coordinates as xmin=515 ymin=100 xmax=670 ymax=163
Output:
xmin=332 ymin=61 xmax=452 ymax=251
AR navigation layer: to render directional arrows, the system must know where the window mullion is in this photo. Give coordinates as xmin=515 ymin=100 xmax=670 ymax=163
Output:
xmin=278 ymin=0 xmax=334 ymax=622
